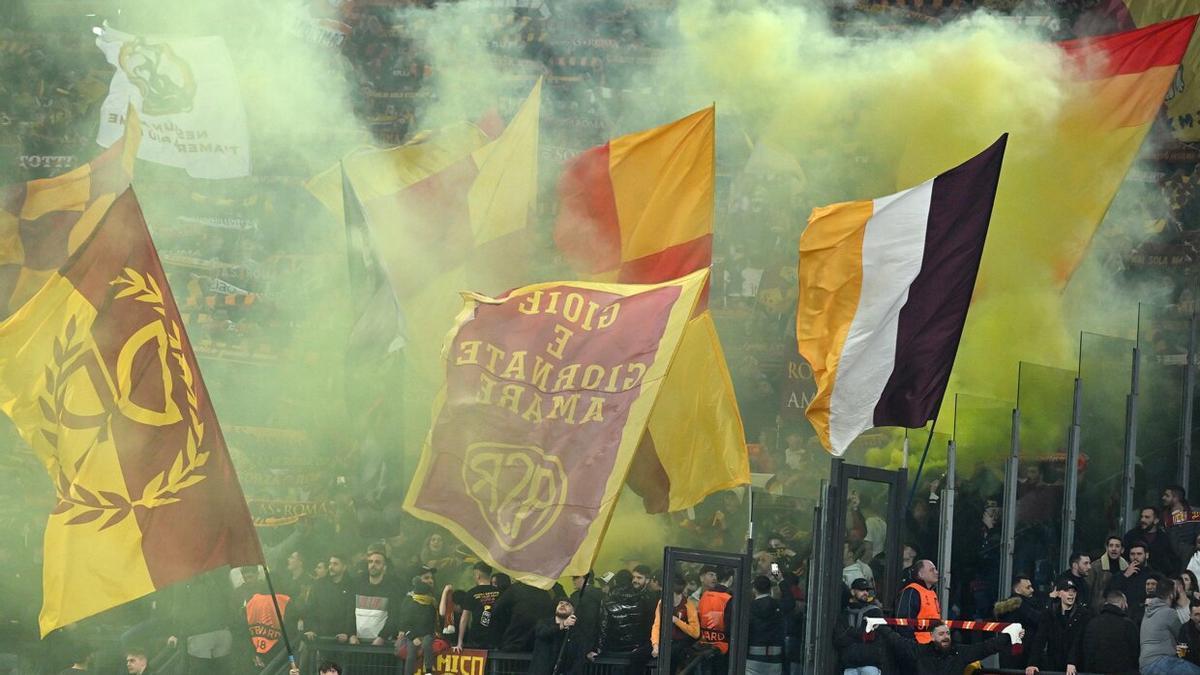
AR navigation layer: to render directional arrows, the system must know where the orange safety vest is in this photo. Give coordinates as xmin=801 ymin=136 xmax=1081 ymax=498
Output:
xmin=697 ymin=589 xmax=732 ymax=654
xmin=246 ymin=593 xmax=291 ymax=654
xmin=902 ymin=582 xmax=941 ymax=644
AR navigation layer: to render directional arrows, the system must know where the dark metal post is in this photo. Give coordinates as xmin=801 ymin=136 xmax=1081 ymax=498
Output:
xmin=906 ymin=419 xmax=939 ymax=513
xmin=1180 ymin=311 xmax=1197 ymax=493
xmin=1121 ymin=343 xmax=1141 ymax=534
xmin=814 ymin=460 xmax=846 ymax=675
xmin=999 ymin=407 xmax=1020 ymax=601
xmin=803 ymin=481 xmax=827 ymax=674
xmin=1061 ymin=375 xmax=1083 ymax=565
xmin=937 ymin=440 xmax=956 ymax=612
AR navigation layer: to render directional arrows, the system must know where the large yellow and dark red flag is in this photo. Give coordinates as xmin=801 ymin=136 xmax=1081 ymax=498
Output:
xmin=554 ymin=107 xmax=750 ymax=514
xmin=404 ymin=270 xmax=708 ymax=587
xmin=0 ymin=147 xmax=261 ymax=635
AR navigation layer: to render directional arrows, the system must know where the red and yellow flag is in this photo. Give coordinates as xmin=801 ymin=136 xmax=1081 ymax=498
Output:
xmin=0 ymin=112 xmax=140 ymax=321
xmin=403 ymin=270 xmax=708 ymax=587
xmin=902 ymin=16 xmax=1198 ymax=297
xmin=554 ymin=108 xmax=749 ymax=513
xmin=0 ymin=175 xmax=261 ymax=635
xmin=307 ymin=79 xmax=540 ymax=302
xmin=1043 ymin=15 xmax=1198 ymax=283
xmin=1098 ymin=5 xmax=1200 ymax=140
xmin=307 ymin=81 xmax=541 ymax=424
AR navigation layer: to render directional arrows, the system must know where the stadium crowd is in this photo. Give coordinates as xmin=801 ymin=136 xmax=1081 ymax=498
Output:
xmin=18 ymin=480 xmax=1197 ymax=675
xmin=2 ymin=1 xmax=1200 ymax=674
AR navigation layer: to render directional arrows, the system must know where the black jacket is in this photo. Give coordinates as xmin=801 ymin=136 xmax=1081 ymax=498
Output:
xmin=1109 ymin=563 xmax=1154 ymax=611
xmin=491 ymin=582 xmax=556 ymax=652
xmin=1079 ymin=604 xmax=1139 ymax=674
xmin=569 ymin=588 xmax=603 ymax=653
xmin=1025 ymin=603 xmax=1094 ymax=671
xmin=832 ymin=600 xmax=885 ymax=669
xmin=598 ymin=583 xmax=655 ymax=653
xmin=747 ymin=595 xmax=785 ymax=653
xmin=992 ymin=595 xmax=1042 ymax=669
xmin=1181 ymin=618 xmax=1200 ymax=667
xmin=1123 ymin=526 xmax=1176 ymax=573
xmin=529 ymin=618 xmax=585 ymax=675
xmin=876 ymin=627 xmax=1011 ymax=675
xmin=302 ymin=575 xmax=353 ymax=637
xmin=1165 ymin=509 xmax=1200 ymax=567
xmin=395 ymin=590 xmax=437 ymax=637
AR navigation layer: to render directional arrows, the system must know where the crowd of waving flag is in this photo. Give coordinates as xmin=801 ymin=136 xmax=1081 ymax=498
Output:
xmin=0 ymin=13 xmax=1195 ymax=651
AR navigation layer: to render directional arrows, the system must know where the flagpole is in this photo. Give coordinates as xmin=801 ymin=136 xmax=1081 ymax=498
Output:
xmin=261 ymin=563 xmax=298 ymax=673
xmin=905 ymin=416 xmax=939 ymax=514
xmin=553 ymin=571 xmax=591 ymax=675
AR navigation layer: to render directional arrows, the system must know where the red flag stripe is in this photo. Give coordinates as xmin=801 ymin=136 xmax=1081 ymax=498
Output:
xmin=553 ymin=143 xmax=621 ymax=274
xmin=1060 ymin=15 xmax=1197 ymax=78
xmin=617 ymin=234 xmax=712 ymax=313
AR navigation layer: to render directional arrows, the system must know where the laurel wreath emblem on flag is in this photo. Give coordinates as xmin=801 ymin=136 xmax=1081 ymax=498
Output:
xmin=39 ymin=267 xmax=209 ymax=530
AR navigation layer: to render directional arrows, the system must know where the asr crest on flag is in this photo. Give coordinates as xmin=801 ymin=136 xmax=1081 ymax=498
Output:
xmin=404 ymin=270 xmax=708 ymax=588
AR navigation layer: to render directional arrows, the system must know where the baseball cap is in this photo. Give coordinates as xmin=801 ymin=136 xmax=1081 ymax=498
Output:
xmin=1055 ymin=578 xmax=1078 ymax=592
xmin=850 ymin=578 xmax=874 ymax=591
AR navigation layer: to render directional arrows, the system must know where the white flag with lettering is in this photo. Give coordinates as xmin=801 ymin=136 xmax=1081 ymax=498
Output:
xmin=96 ymin=25 xmax=250 ymax=179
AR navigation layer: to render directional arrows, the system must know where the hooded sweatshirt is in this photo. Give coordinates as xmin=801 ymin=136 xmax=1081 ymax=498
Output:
xmin=1139 ymin=597 xmax=1185 ymax=669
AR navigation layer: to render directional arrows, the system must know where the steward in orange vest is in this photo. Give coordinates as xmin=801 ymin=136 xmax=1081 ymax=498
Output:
xmin=896 ymin=560 xmax=941 ymax=644
xmin=246 ymin=591 xmax=291 ymax=657
xmin=698 ymin=583 xmax=733 ymax=655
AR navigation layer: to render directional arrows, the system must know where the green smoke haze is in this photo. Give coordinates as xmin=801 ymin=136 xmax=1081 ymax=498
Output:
xmin=0 ymin=0 xmax=1192 ymax=665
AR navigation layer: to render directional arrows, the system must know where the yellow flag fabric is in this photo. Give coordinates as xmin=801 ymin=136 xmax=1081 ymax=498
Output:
xmin=304 ymin=122 xmax=490 ymax=226
xmin=469 ymin=78 xmax=541 ymax=244
xmin=645 ymin=312 xmax=749 ymax=511
xmin=404 ymin=270 xmax=708 ymax=588
xmin=608 ymin=107 xmax=715 ymax=264
xmin=554 ymin=108 xmax=750 ymax=513
xmin=1 ymin=109 xmax=139 ymax=320
xmin=306 ymin=81 xmax=542 ymax=471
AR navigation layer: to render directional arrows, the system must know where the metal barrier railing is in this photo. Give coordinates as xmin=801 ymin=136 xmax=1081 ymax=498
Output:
xmin=309 ymin=639 xmax=656 ymax=675
xmin=979 ymin=670 xmax=1101 ymax=675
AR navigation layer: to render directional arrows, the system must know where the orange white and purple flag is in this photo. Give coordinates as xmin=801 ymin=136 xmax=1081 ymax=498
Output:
xmin=798 ymin=136 xmax=1007 ymax=456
